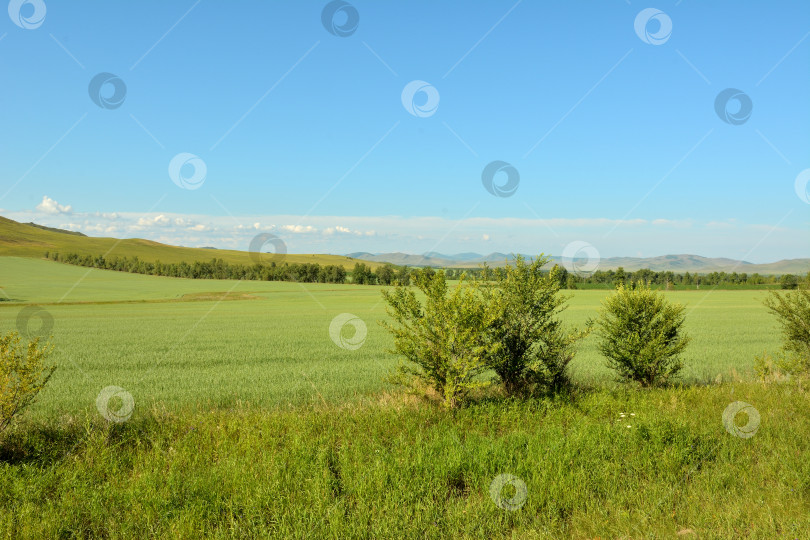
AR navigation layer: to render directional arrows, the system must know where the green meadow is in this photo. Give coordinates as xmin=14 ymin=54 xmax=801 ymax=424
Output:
xmin=0 ymin=257 xmax=782 ymax=416
xmin=0 ymin=256 xmax=806 ymax=538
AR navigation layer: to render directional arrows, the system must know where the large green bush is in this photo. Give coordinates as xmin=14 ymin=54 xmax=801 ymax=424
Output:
xmin=382 ymin=269 xmax=495 ymax=408
xmin=483 ymin=255 xmax=588 ymax=396
xmin=0 ymin=331 xmax=55 ymax=436
xmin=594 ymin=284 xmax=690 ymax=387
xmin=382 ymin=256 xmax=588 ymax=405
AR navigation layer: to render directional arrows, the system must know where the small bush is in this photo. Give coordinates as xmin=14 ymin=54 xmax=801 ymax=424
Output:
xmin=594 ymin=284 xmax=690 ymax=387
xmin=763 ymin=288 xmax=810 ymax=375
xmin=483 ymin=255 xmax=588 ymax=396
xmin=382 ymin=269 xmax=494 ymax=408
xmin=0 ymin=331 xmax=55 ymax=435
xmin=753 ymin=351 xmax=797 ymax=382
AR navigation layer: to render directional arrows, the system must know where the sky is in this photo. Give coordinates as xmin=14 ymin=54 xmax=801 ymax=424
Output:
xmin=1 ymin=0 xmax=809 ymax=263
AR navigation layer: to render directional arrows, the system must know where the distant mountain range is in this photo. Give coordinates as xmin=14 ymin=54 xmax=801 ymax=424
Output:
xmin=346 ymin=252 xmax=810 ymax=275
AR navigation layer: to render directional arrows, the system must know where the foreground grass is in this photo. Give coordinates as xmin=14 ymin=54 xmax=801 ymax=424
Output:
xmin=2 ymin=382 xmax=808 ymax=539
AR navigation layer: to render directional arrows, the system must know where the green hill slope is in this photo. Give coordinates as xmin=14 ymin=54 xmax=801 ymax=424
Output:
xmin=0 ymin=216 xmax=379 ymax=269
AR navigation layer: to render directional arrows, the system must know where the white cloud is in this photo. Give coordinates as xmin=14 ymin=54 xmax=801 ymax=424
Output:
xmin=650 ymin=218 xmax=694 ymax=229
xmin=137 ymin=215 xmax=171 ymax=227
xmin=81 ymin=223 xmax=120 ymax=234
xmin=36 ymin=196 xmax=72 ymax=215
xmin=281 ymin=225 xmax=317 ymax=234
xmin=235 ymin=222 xmax=268 ymax=231
xmin=324 ymin=225 xmax=364 ymax=236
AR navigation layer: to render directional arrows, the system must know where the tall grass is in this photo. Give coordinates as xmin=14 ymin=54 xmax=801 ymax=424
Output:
xmin=1 ymin=382 xmax=808 ymax=538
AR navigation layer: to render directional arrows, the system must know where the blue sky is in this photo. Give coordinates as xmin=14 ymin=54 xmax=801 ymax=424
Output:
xmin=1 ymin=0 xmax=808 ymax=262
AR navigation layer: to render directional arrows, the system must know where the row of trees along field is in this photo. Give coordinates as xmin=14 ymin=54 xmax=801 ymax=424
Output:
xmin=446 ymin=265 xmax=809 ymax=290
xmin=575 ymin=267 xmax=809 ymax=289
xmin=46 ymin=251 xmax=807 ymax=289
xmin=44 ymin=252 xmax=411 ymax=285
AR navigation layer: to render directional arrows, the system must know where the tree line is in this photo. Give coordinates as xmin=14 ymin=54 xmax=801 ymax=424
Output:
xmin=575 ymin=267 xmax=807 ymax=289
xmin=445 ymin=265 xmax=808 ymax=290
xmin=45 ymin=252 xmax=411 ymax=285
xmin=45 ymin=251 xmax=806 ymax=290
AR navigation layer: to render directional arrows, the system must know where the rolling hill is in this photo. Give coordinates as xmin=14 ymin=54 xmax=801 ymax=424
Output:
xmin=0 ymin=216 xmax=381 ymax=269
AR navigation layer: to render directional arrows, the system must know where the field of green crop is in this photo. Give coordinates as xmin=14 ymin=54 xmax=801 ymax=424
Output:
xmin=1 ymin=256 xmax=806 ymax=538
xmin=0 ymin=256 xmax=781 ymax=418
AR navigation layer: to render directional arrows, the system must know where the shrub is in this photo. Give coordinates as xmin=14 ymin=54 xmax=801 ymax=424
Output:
xmin=382 ymin=269 xmax=494 ymax=408
xmin=780 ymin=274 xmax=799 ymax=290
xmin=762 ymin=288 xmax=810 ymax=375
xmin=483 ymin=255 xmax=588 ymax=396
xmin=0 ymin=331 xmax=55 ymax=435
xmin=594 ymin=284 xmax=690 ymax=387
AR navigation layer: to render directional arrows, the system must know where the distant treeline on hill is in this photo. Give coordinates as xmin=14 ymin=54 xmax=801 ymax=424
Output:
xmin=45 ymin=252 xmax=411 ymax=285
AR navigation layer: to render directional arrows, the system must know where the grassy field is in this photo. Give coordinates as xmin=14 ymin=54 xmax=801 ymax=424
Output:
xmin=0 ymin=255 xmax=805 ymax=538
xmin=0 ymin=256 xmax=781 ymax=418
xmin=2 ymin=384 xmax=808 ymax=538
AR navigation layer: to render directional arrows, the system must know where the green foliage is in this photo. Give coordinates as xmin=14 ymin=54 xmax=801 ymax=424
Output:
xmin=374 ymin=263 xmax=410 ymax=286
xmin=0 ymin=331 xmax=55 ymax=435
xmin=53 ymin=251 xmax=350 ymax=284
xmin=352 ymin=262 xmax=376 ymax=285
xmin=577 ymin=267 xmax=787 ymax=290
xmin=614 ymin=266 xmax=626 ymax=286
xmin=382 ymin=269 xmax=494 ymax=408
xmin=780 ymin=273 xmax=799 ymax=290
xmin=763 ymin=288 xmax=810 ymax=375
xmin=483 ymin=255 xmax=587 ymax=396
xmin=374 ymin=263 xmax=395 ymax=285
xmin=594 ymin=284 xmax=690 ymax=387
xmin=395 ymin=265 xmax=411 ymax=286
